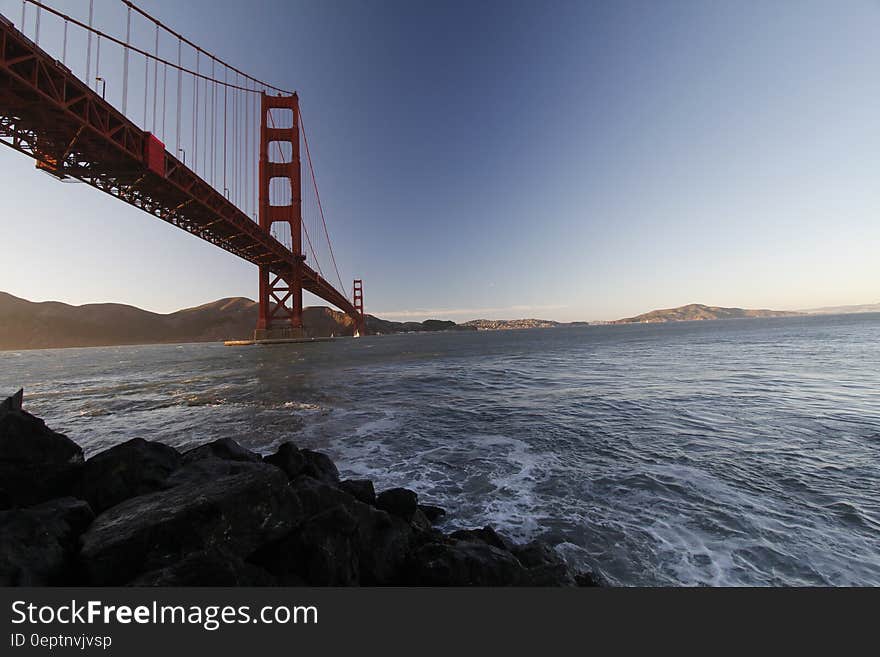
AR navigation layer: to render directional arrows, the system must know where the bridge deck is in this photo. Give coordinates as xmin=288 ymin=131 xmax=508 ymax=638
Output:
xmin=0 ymin=15 xmax=357 ymax=320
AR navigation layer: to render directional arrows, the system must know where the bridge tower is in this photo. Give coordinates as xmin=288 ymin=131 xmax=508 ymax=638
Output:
xmin=353 ymin=279 xmax=365 ymax=334
xmin=256 ymin=92 xmax=304 ymax=340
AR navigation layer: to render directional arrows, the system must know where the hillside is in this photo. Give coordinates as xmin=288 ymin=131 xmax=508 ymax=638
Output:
xmin=0 ymin=292 xmax=472 ymax=350
xmin=612 ymin=303 xmax=802 ymax=324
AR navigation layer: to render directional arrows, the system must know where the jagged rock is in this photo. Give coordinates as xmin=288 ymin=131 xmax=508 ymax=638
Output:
xmin=168 ymin=438 xmax=268 ymax=486
xmin=290 ymin=474 xmax=355 ymax=517
xmin=183 ymin=437 xmax=262 ymax=464
xmin=376 ymin=487 xmax=418 ymax=520
xmin=0 ymin=497 xmax=94 ymax=585
xmin=79 ymin=461 xmax=301 ymax=585
xmin=0 ymin=401 xmax=588 ymax=588
xmin=574 ymin=571 xmax=604 ymax=587
xmin=277 ymin=476 xmax=413 ymax=585
xmin=0 ymin=390 xmax=83 ymax=508
xmin=301 ymin=449 xmax=340 ymax=486
xmin=419 ymin=504 xmax=447 ymax=524
xmin=410 ymin=507 xmax=434 ymax=534
xmin=264 ymin=442 xmax=307 ymax=479
xmin=450 ymin=526 xmax=512 ymax=551
xmin=512 ymin=541 xmax=576 ymax=586
xmin=77 ymin=438 xmax=181 ymax=513
xmin=0 ymin=389 xmax=24 ymax=415
xmin=351 ymin=505 xmax=413 ymax=585
xmin=409 ymin=540 xmax=526 ymax=586
xmin=511 ymin=540 xmax=561 ymax=568
xmin=129 ymin=548 xmax=277 ymax=586
xmin=292 ymin=504 xmax=360 ymax=585
xmin=340 ymin=479 xmax=376 ymax=506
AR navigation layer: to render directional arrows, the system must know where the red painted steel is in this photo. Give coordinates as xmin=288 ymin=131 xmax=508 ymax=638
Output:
xmin=353 ymin=279 xmax=364 ymax=332
xmin=143 ymin=133 xmax=165 ymax=177
xmin=256 ymin=93 xmax=304 ymax=337
xmin=0 ymin=16 xmax=364 ymax=331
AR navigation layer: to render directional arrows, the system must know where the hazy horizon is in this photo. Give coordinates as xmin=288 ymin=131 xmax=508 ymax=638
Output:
xmin=3 ymin=288 xmax=878 ymax=324
xmin=1 ymin=0 xmax=877 ymax=322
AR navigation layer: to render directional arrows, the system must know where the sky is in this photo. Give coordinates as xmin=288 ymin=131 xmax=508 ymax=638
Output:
xmin=0 ymin=0 xmax=878 ymax=322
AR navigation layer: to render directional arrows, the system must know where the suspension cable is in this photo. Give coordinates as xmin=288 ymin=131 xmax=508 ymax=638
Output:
xmin=300 ymin=109 xmax=347 ymax=297
xmin=117 ymin=0 xmax=292 ymax=95
xmin=21 ymin=1 xmax=276 ymax=95
xmin=267 ymin=108 xmax=323 ymax=275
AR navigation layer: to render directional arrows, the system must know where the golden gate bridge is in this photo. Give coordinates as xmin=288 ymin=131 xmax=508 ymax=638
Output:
xmin=0 ymin=0 xmax=365 ymax=339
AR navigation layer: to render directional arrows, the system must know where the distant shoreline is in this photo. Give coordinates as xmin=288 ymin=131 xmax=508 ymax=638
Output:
xmin=3 ymin=310 xmax=879 ymax=353
xmin=3 ymin=289 xmax=879 ymax=350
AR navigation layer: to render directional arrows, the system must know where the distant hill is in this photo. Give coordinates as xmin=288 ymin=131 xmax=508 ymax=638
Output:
xmin=0 ymin=292 xmax=473 ymax=350
xmin=802 ymin=302 xmax=880 ymax=315
xmin=611 ymin=303 xmax=802 ymax=324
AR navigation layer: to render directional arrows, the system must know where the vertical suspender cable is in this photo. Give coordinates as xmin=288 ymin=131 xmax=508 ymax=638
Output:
xmin=62 ymin=19 xmax=68 ymax=65
xmin=161 ymin=63 xmax=167 ymax=139
xmin=194 ymin=52 xmax=200 ymax=173
xmin=245 ymin=80 xmax=250 ymax=218
xmin=211 ymin=58 xmax=216 ymax=188
xmin=143 ymin=54 xmax=149 ymax=128
xmin=253 ymin=86 xmax=258 ymax=221
xmin=152 ymin=24 xmax=158 ymax=133
xmin=238 ymin=84 xmax=242 ymax=207
xmin=85 ymin=1 xmax=93 ymax=84
xmin=203 ymin=66 xmax=208 ymax=179
xmin=176 ymin=38 xmax=182 ymax=158
xmin=33 ymin=3 xmax=40 ymax=45
xmin=20 ymin=1 xmax=25 ymax=30
xmin=237 ymin=82 xmax=241 ymax=204
xmin=223 ymin=66 xmax=228 ymax=196
xmin=232 ymin=72 xmax=237 ymax=204
xmin=95 ymin=35 xmax=101 ymax=91
xmin=122 ymin=6 xmax=131 ymax=114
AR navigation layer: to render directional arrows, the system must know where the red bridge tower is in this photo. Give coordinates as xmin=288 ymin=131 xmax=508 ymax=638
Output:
xmin=256 ymin=92 xmax=304 ymax=340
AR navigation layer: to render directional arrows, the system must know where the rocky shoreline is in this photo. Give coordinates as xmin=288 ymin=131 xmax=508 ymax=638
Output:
xmin=0 ymin=390 xmax=600 ymax=586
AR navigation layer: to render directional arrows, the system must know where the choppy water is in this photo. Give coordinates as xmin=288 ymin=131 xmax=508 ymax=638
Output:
xmin=2 ymin=314 xmax=880 ymax=586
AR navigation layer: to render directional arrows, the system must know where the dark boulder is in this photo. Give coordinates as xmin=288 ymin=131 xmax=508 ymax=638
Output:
xmin=79 ymin=461 xmax=301 ymax=585
xmin=0 ymin=390 xmax=84 ymax=508
xmin=290 ymin=474 xmax=356 ymax=518
xmin=301 ymin=449 xmax=340 ymax=486
xmin=376 ymin=487 xmax=418 ymax=520
xmin=290 ymin=504 xmax=360 ymax=586
xmin=77 ymin=438 xmax=181 ymax=514
xmin=450 ymin=526 xmax=512 ymax=551
xmin=340 ymin=479 xmax=376 ymax=506
xmin=410 ymin=507 xmax=434 ymax=535
xmin=511 ymin=540 xmax=562 ymax=568
xmin=0 ymin=389 xmax=23 ymax=415
xmin=574 ymin=571 xmax=604 ymax=587
xmin=129 ymin=548 xmax=277 ymax=586
xmin=351 ymin=505 xmax=413 ymax=585
xmin=183 ymin=437 xmax=262 ymax=464
xmin=409 ymin=539 xmax=526 ymax=586
xmin=281 ymin=476 xmax=413 ymax=585
xmin=0 ymin=497 xmax=94 ymax=585
xmin=419 ymin=504 xmax=447 ymax=524
xmin=512 ymin=541 xmax=576 ymax=586
xmin=264 ymin=442 xmax=307 ymax=480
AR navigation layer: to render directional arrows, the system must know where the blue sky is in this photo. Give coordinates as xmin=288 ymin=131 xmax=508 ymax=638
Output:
xmin=0 ymin=0 xmax=878 ymax=321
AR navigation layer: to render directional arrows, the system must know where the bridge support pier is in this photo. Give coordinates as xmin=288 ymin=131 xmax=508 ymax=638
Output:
xmin=255 ymin=92 xmax=305 ymax=340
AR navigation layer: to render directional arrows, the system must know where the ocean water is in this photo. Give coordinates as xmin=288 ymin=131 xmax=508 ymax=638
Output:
xmin=2 ymin=313 xmax=879 ymax=586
